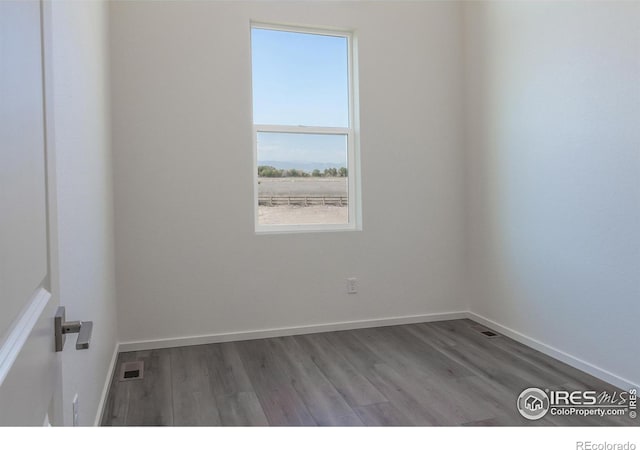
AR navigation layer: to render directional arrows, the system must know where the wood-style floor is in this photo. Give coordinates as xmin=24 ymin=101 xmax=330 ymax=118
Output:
xmin=101 ymin=319 xmax=635 ymax=426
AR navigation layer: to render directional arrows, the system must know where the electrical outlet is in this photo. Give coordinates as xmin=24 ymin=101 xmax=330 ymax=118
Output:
xmin=72 ymin=394 xmax=79 ymax=426
xmin=347 ymin=277 xmax=358 ymax=294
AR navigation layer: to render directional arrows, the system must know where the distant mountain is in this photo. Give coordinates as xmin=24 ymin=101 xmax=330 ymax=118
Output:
xmin=258 ymin=161 xmax=345 ymax=172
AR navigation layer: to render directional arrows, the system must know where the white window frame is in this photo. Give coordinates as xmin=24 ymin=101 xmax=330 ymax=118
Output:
xmin=251 ymin=22 xmax=361 ymax=234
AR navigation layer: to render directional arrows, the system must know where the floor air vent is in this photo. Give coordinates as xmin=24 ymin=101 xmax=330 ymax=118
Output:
xmin=119 ymin=361 xmax=144 ymax=381
xmin=471 ymin=324 xmax=501 ymax=339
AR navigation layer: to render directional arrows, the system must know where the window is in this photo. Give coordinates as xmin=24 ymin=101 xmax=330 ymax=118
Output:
xmin=251 ymin=24 xmax=360 ymax=233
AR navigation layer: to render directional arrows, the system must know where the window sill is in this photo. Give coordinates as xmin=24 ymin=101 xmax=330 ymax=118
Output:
xmin=255 ymin=223 xmax=361 ymax=235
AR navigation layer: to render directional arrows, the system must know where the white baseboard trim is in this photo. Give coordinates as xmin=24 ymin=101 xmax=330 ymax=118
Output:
xmin=94 ymin=342 xmax=120 ymax=427
xmin=118 ymin=311 xmax=468 ymax=353
xmin=467 ymin=312 xmax=638 ymax=391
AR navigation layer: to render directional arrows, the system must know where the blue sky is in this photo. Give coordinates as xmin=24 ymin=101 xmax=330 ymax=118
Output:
xmin=252 ymin=27 xmax=349 ymax=167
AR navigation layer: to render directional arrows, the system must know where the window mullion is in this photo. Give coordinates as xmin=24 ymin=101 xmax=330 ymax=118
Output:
xmin=255 ymin=124 xmax=350 ymax=135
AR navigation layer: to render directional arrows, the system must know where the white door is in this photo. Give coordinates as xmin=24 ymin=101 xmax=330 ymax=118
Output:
xmin=0 ymin=0 xmax=63 ymax=426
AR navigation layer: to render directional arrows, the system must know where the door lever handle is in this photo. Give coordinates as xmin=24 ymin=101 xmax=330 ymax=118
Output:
xmin=55 ymin=307 xmax=93 ymax=352
xmin=76 ymin=321 xmax=93 ymax=350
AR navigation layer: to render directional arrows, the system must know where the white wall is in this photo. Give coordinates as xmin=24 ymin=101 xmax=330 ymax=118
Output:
xmin=50 ymin=0 xmax=118 ymax=425
xmin=109 ymin=1 xmax=467 ymax=343
xmin=464 ymin=2 xmax=640 ymax=387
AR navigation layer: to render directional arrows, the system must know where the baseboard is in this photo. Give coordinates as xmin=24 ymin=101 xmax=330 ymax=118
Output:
xmin=467 ymin=312 xmax=638 ymax=391
xmin=118 ymin=311 xmax=468 ymax=353
xmin=94 ymin=342 xmax=119 ymax=427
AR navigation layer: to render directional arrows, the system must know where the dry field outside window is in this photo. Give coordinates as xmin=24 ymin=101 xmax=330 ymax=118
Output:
xmin=258 ymin=177 xmax=348 ymax=225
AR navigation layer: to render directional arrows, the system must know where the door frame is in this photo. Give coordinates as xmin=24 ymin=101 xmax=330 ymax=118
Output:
xmin=42 ymin=0 xmax=63 ymax=425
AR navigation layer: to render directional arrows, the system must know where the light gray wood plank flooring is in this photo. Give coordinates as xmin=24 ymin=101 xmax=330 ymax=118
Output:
xmin=101 ymin=319 xmax=636 ymax=426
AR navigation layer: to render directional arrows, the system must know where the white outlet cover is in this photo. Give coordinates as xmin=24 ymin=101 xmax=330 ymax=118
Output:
xmin=347 ymin=278 xmax=357 ymax=293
